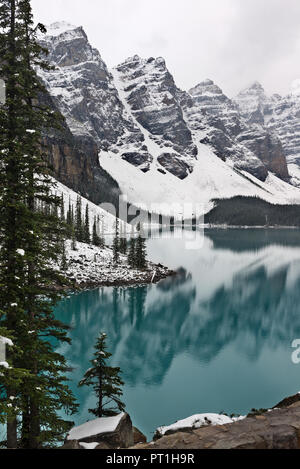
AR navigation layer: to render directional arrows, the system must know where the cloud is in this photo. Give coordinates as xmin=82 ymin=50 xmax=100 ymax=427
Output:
xmin=31 ymin=0 xmax=300 ymax=97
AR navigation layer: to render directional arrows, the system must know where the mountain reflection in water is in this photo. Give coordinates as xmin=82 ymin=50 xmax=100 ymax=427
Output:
xmin=55 ymin=229 xmax=300 ymax=439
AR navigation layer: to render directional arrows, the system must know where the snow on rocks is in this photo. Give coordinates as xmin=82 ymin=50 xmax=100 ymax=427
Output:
xmin=154 ymin=413 xmax=245 ymax=440
xmin=66 ymin=413 xmax=134 ymax=448
xmin=67 ymin=414 xmax=125 ymax=441
xmin=55 ymin=240 xmax=173 ymax=289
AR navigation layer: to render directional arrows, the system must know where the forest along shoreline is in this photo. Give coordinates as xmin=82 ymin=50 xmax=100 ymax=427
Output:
xmin=52 ymin=240 xmax=176 ymax=292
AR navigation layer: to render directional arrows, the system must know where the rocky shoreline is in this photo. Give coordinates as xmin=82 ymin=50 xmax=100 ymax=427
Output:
xmin=54 ymin=240 xmax=176 ymax=292
xmin=61 ymin=393 xmax=300 ymax=450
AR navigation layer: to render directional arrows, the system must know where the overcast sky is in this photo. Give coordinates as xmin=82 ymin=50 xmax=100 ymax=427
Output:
xmin=31 ymin=0 xmax=300 ymax=97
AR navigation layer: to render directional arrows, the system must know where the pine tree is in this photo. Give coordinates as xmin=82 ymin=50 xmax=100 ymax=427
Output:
xmin=127 ymin=237 xmax=136 ymax=268
xmin=75 ymin=195 xmax=83 ymax=242
xmin=112 ymin=217 xmax=120 ymax=264
xmin=60 ymin=194 xmax=65 ymax=222
xmin=98 ymin=216 xmax=105 ymax=248
xmin=0 ymin=0 xmax=78 ymax=448
xmin=135 ymin=228 xmax=147 ymax=270
xmin=92 ymin=215 xmax=101 ymax=247
xmin=79 ymin=332 xmax=125 ymax=418
xmin=83 ymin=204 xmax=90 ymax=244
xmin=119 ymin=224 xmax=127 ymax=255
xmin=66 ymin=197 xmax=73 ymax=239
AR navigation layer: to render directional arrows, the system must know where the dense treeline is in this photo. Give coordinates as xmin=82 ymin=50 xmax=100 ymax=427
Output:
xmin=205 ymin=196 xmax=300 ymax=227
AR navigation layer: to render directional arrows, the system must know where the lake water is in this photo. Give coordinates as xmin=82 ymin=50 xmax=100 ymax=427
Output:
xmin=54 ymin=228 xmax=300 ymax=440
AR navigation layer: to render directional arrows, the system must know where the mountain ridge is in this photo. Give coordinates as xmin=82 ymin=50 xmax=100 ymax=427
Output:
xmin=38 ymin=22 xmax=300 ymax=217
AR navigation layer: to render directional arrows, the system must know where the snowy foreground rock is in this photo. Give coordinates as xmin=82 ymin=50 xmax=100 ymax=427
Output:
xmin=154 ymin=413 xmax=245 ymax=440
xmin=64 ymin=413 xmax=138 ymax=449
xmin=54 ymin=240 xmax=174 ymax=290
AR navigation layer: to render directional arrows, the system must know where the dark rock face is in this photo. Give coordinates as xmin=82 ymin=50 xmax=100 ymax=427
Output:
xmin=40 ymin=93 xmax=121 ymax=207
xmin=235 ymin=82 xmax=297 ymax=182
xmin=157 ymin=153 xmax=190 ymax=179
xmin=121 ymin=151 xmax=152 ymax=171
xmin=237 ymin=127 xmax=289 ymax=180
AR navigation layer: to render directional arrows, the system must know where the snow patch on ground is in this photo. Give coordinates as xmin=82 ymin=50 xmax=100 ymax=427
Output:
xmin=67 ymin=413 xmax=124 ymax=441
xmin=79 ymin=442 xmax=99 ymax=450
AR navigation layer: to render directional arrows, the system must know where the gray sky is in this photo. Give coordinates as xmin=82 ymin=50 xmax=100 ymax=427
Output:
xmin=31 ymin=0 xmax=300 ymax=97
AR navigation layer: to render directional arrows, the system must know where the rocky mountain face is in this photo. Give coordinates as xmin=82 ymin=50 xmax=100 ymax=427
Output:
xmin=235 ymin=81 xmax=300 ymax=184
xmin=37 ymin=22 xmax=300 ymax=212
xmin=113 ymin=55 xmax=198 ymax=179
xmin=181 ymin=79 xmax=289 ymax=181
xmin=39 ymin=22 xmax=150 ymax=172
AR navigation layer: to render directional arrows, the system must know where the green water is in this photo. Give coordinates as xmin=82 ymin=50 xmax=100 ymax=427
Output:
xmin=54 ymin=228 xmax=300 ymax=440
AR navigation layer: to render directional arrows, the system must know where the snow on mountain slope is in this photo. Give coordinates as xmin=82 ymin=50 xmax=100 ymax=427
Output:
xmin=38 ymin=23 xmax=300 ymax=216
xmin=52 ymin=178 xmax=131 ymax=234
xmin=100 ymin=143 xmax=300 ymax=218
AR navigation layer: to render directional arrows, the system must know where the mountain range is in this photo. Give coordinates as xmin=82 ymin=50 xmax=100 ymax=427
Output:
xmin=38 ymin=21 xmax=300 ymax=220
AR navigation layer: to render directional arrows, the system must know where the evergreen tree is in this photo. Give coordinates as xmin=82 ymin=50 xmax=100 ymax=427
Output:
xmin=119 ymin=224 xmax=127 ymax=255
xmin=98 ymin=216 xmax=105 ymax=248
xmin=83 ymin=204 xmax=90 ymax=244
xmin=127 ymin=237 xmax=136 ymax=268
xmin=92 ymin=216 xmax=100 ymax=247
xmin=79 ymin=332 xmax=125 ymax=418
xmin=60 ymin=194 xmax=65 ymax=222
xmin=135 ymin=227 xmax=147 ymax=270
xmin=66 ymin=197 xmax=73 ymax=239
xmin=0 ymin=0 xmax=77 ymax=448
xmin=75 ymin=195 xmax=83 ymax=242
xmin=112 ymin=217 xmax=120 ymax=264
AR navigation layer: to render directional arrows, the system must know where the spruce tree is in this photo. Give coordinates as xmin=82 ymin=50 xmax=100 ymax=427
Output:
xmin=128 ymin=237 xmax=136 ymax=268
xmin=0 ymin=0 xmax=78 ymax=448
xmin=79 ymin=332 xmax=125 ymax=418
xmin=135 ymin=228 xmax=147 ymax=270
xmin=92 ymin=216 xmax=100 ymax=247
xmin=98 ymin=216 xmax=105 ymax=248
xmin=119 ymin=224 xmax=127 ymax=255
xmin=60 ymin=194 xmax=65 ymax=222
xmin=75 ymin=195 xmax=83 ymax=242
xmin=112 ymin=217 xmax=120 ymax=264
xmin=83 ymin=204 xmax=90 ymax=244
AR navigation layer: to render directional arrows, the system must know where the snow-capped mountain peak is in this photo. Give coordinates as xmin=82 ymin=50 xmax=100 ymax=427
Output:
xmin=45 ymin=21 xmax=79 ymax=37
xmin=37 ymin=23 xmax=300 ymax=215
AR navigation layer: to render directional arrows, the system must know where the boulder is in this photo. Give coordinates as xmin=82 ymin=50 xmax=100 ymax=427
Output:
xmin=133 ymin=427 xmax=147 ymax=445
xmin=60 ymin=440 xmax=83 ymax=450
xmin=67 ymin=413 xmax=134 ymax=449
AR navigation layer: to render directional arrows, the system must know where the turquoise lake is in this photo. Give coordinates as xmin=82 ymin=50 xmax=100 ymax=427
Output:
xmin=54 ymin=228 xmax=300 ymax=440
